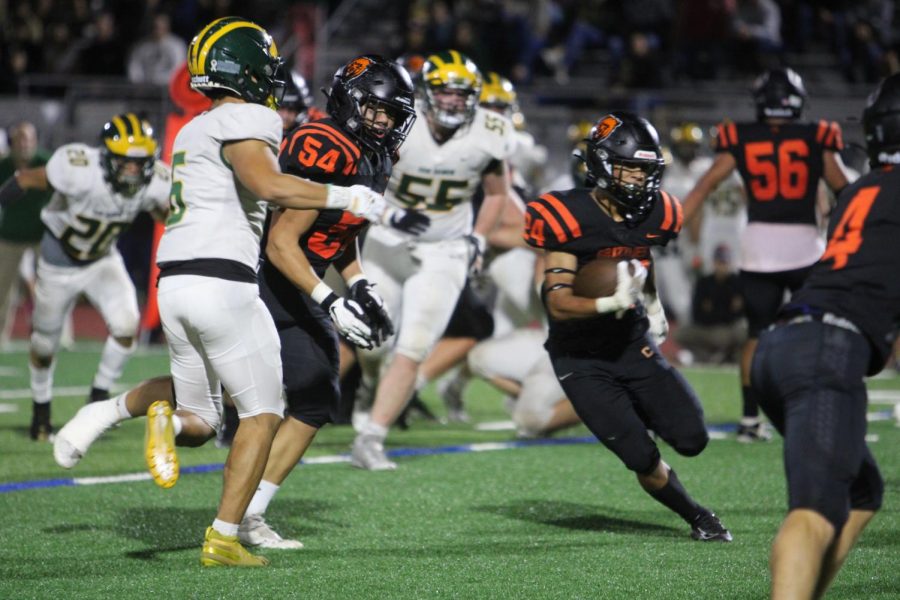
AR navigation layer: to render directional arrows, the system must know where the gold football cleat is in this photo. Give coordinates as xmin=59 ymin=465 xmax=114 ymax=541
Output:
xmin=201 ymin=527 xmax=270 ymax=567
xmin=145 ymin=400 xmax=179 ymax=488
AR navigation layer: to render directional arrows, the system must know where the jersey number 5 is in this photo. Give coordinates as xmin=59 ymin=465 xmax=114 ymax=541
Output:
xmin=820 ymin=186 xmax=879 ymax=270
xmin=166 ymin=151 xmax=187 ymax=226
xmin=744 ymin=139 xmax=809 ymax=201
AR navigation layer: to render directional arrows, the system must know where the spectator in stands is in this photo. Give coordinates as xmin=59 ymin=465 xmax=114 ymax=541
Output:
xmin=675 ymin=0 xmax=735 ymax=80
xmin=0 ymin=122 xmax=52 ymax=347
xmin=675 ymin=244 xmax=747 ymax=365
xmin=127 ymin=13 xmax=187 ymax=86
xmin=74 ymin=11 xmax=126 ymax=76
xmin=731 ymin=0 xmax=783 ymax=73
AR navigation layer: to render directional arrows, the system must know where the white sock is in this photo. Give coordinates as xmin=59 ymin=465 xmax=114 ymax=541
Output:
xmin=172 ymin=415 xmax=183 ymax=436
xmin=92 ymin=336 xmax=135 ymax=390
xmin=245 ymin=480 xmax=280 ymax=517
xmin=361 ymin=421 xmax=388 ymax=440
xmin=212 ymin=519 xmax=239 ymax=537
xmin=740 ymin=417 xmax=761 ymax=427
xmin=112 ymin=393 xmax=133 ymax=420
xmin=29 ymin=362 xmax=54 ymax=404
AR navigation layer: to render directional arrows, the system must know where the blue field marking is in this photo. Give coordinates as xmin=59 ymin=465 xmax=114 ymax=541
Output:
xmin=0 ymin=423 xmax=737 ymax=495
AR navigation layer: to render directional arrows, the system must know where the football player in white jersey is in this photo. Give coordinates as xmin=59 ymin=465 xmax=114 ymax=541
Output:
xmin=352 ymin=50 xmax=516 ymax=469
xmin=8 ymin=113 xmax=169 ymax=441
xmin=72 ymin=17 xmax=395 ymax=567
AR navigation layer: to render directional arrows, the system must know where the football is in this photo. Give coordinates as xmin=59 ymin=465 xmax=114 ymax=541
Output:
xmin=573 ymin=257 xmax=623 ymax=298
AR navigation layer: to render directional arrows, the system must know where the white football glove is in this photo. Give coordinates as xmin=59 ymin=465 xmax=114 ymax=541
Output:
xmin=644 ymin=292 xmax=668 ymax=345
xmin=325 ymin=184 xmax=387 ymax=223
xmin=311 ymin=282 xmax=375 ymax=349
xmin=595 ymin=259 xmax=647 ymax=318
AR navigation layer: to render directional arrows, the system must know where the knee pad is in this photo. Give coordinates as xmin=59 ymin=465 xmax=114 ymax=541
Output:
xmin=513 ymin=372 xmax=563 ymax=435
xmin=670 ymin=430 xmax=709 ymax=457
xmin=30 ymin=329 xmax=60 ymax=358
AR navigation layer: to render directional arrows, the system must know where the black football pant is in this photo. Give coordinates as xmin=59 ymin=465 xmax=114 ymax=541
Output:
xmin=752 ymin=319 xmax=884 ymax=531
xmin=550 ymin=337 xmax=709 ymax=475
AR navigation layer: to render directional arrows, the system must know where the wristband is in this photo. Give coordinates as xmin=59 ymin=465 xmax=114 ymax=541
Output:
xmin=311 ymin=281 xmax=338 ymax=309
xmin=324 ymin=184 xmax=349 ymax=210
xmin=596 ymin=295 xmax=626 ymax=314
xmin=346 ymin=274 xmax=367 ymax=288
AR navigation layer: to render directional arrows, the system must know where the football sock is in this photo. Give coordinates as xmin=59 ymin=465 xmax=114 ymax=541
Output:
xmin=361 ymin=421 xmax=388 ymax=440
xmin=647 ymin=468 xmax=703 ymax=524
xmin=741 ymin=385 xmax=759 ymax=419
xmin=113 ymin=392 xmax=133 ymax=420
xmin=246 ymin=480 xmax=280 ymax=516
xmin=212 ymin=519 xmax=239 ymax=538
xmin=29 ymin=362 xmax=53 ymax=404
xmin=92 ymin=337 xmax=135 ymax=391
xmin=171 ymin=415 xmax=183 ymax=436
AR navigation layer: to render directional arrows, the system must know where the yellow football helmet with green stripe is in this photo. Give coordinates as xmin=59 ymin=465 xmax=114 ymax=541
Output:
xmin=421 ymin=50 xmax=482 ymax=129
xmin=479 ymin=72 xmax=517 ymax=118
xmin=100 ymin=113 xmax=158 ymax=197
xmin=187 ymin=16 xmax=284 ymax=109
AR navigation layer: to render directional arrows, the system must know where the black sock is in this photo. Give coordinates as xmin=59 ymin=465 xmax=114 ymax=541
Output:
xmin=32 ymin=401 xmax=50 ymax=423
xmin=647 ymin=468 xmax=703 ymax=524
xmin=741 ymin=385 xmax=759 ymax=420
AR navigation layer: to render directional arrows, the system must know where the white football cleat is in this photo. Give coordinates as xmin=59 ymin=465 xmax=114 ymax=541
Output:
xmin=53 ymin=400 xmax=119 ymax=468
xmin=350 ymin=434 xmax=397 ymax=470
xmin=239 ymin=514 xmax=304 ymax=549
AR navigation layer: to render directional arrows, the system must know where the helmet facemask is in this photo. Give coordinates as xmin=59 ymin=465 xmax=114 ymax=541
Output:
xmin=424 ymin=84 xmax=478 ymax=129
xmin=100 ymin=113 xmax=158 ymax=197
xmin=102 ymin=153 xmax=155 ymax=197
xmin=588 ymin=149 xmax=664 ymax=224
xmin=355 ymin=94 xmax=416 ymax=153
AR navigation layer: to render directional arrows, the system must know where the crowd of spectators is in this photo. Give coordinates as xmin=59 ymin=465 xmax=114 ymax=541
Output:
xmin=1 ymin=1 xmax=897 ymax=94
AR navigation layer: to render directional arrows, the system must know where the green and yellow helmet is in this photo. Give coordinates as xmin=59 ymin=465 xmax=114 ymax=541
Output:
xmin=479 ymin=72 xmax=517 ymax=117
xmin=100 ymin=113 xmax=158 ymax=196
xmin=420 ymin=50 xmax=482 ymax=129
xmin=187 ymin=16 xmax=284 ymax=108
xmin=669 ymin=121 xmax=704 ymax=163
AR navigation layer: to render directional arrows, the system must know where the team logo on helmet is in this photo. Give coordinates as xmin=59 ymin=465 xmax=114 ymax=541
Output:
xmin=592 ymin=115 xmax=623 ymax=142
xmin=345 ymin=57 xmax=372 ymax=79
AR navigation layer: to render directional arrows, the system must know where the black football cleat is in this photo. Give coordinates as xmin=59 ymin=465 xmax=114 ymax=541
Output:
xmin=30 ymin=402 xmax=53 ymax=441
xmin=691 ymin=511 xmax=733 ymax=542
xmin=88 ymin=386 xmax=110 ymax=404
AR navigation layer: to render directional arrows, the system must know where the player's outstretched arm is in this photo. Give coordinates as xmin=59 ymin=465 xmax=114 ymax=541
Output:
xmin=822 ymin=150 xmax=850 ymax=194
xmin=0 ymin=166 xmax=48 ymax=209
xmin=682 ymin=152 xmax=737 ymax=241
xmin=224 ymin=139 xmax=384 ymax=217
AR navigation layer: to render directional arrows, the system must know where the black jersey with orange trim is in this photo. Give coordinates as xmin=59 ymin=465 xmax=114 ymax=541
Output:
xmin=523 ymin=188 xmax=683 ymax=355
xmin=270 ymin=117 xmax=392 ymax=277
xmin=714 ymin=119 xmax=843 ymax=226
xmin=782 ymin=166 xmax=900 ymax=375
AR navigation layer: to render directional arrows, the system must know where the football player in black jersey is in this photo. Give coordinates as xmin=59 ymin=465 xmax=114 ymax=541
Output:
xmin=683 ymin=68 xmax=851 ymax=442
xmin=524 ymin=112 xmax=732 ymax=542
xmin=750 ymin=74 xmax=900 ymax=600
xmin=276 ymin=70 xmax=326 ymax=136
xmin=239 ymin=55 xmax=430 ymax=548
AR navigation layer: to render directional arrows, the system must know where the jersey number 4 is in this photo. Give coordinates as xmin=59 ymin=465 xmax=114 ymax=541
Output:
xmin=744 ymin=139 xmax=809 ymax=201
xmin=820 ymin=186 xmax=879 ymax=270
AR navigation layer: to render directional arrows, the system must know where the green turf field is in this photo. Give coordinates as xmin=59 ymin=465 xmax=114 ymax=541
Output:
xmin=0 ymin=346 xmax=897 ymax=599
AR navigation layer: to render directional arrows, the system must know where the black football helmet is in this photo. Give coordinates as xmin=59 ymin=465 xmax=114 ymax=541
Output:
xmin=325 ymin=54 xmax=416 ymax=154
xmin=863 ymin=73 xmax=900 ymax=167
xmin=752 ymin=67 xmax=806 ymax=121
xmin=582 ymin=111 xmax=665 ymax=224
xmin=280 ymin=71 xmax=314 ymax=117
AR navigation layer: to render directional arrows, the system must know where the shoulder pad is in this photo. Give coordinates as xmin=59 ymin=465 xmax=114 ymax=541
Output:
xmin=280 ymin=120 xmax=360 ymax=177
xmin=524 ymin=192 xmax=583 ymax=249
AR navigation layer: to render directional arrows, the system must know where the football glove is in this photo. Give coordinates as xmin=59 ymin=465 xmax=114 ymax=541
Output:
xmin=349 ymin=278 xmax=394 ymax=345
xmin=644 ymin=292 xmax=668 ymax=344
xmin=325 ymin=184 xmax=387 ymax=223
xmin=595 ymin=259 xmax=647 ymax=318
xmin=312 ymin=282 xmax=376 ymax=349
xmin=464 ymin=232 xmax=487 ymax=276
xmin=382 ymin=206 xmax=430 ymax=235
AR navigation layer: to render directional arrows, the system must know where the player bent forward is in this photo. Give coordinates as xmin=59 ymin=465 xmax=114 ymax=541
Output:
xmin=524 ymin=112 xmax=731 ymax=542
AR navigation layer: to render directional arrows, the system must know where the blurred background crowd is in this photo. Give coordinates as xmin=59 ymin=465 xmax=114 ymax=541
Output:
xmin=0 ymin=0 xmax=895 ymax=363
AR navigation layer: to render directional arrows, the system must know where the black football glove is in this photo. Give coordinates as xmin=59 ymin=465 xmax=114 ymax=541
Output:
xmin=349 ymin=279 xmax=394 ymax=345
xmin=383 ymin=206 xmax=430 ymax=235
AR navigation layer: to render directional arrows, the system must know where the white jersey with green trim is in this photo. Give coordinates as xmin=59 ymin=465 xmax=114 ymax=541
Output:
xmin=41 ymin=143 xmax=169 ymax=261
xmin=156 ymin=102 xmax=282 ymax=269
xmin=384 ymin=106 xmax=515 ymax=242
